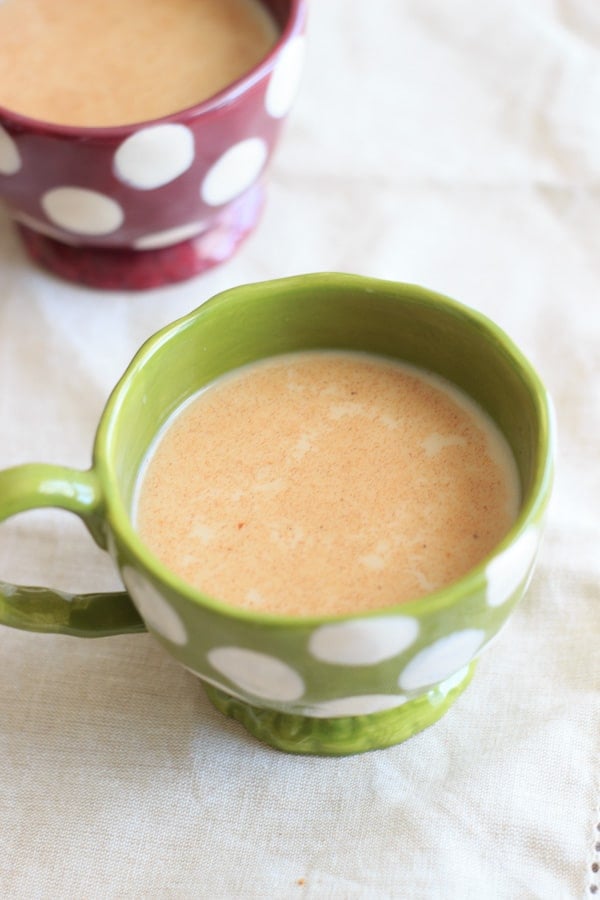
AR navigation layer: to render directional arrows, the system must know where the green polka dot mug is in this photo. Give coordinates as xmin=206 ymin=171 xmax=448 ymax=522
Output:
xmin=0 ymin=274 xmax=555 ymax=755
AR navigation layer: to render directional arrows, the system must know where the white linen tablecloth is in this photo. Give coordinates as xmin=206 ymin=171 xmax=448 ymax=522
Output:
xmin=1 ymin=2 xmax=598 ymax=897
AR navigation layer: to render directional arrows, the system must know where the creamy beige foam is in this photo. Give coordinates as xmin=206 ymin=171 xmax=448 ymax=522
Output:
xmin=135 ymin=352 xmax=520 ymax=616
xmin=0 ymin=0 xmax=279 ymax=127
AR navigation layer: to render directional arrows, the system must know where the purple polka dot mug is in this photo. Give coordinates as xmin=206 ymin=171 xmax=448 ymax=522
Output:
xmin=0 ymin=0 xmax=306 ymax=290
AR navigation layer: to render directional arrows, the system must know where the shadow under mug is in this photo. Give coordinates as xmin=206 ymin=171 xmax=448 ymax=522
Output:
xmin=0 ymin=0 xmax=306 ymax=290
xmin=0 ymin=275 xmax=555 ymax=755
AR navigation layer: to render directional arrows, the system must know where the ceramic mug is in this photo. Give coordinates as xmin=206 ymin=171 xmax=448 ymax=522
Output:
xmin=0 ymin=0 xmax=306 ymax=290
xmin=0 ymin=274 xmax=555 ymax=755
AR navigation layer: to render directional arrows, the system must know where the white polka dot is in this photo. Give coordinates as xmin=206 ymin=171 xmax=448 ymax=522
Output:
xmin=133 ymin=221 xmax=206 ymax=250
xmin=265 ymin=36 xmax=306 ymax=118
xmin=306 ymin=694 xmax=408 ymax=719
xmin=114 ymin=124 xmax=195 ymax=190
xmin=122 ymin=567 xmax=188 ymax=646
xmin=201 ymin=138 xmax=267 ymax=207
xmin=41 ymin=187 xmax=124 ymax=236
xmin=309 ymin=616 xmax=419 ymax=666
xmin=0 ymin=125 xmax=21 ymax=175
xmin=207 ymin=646 xmax=304 ymax=702
xmin=13 ymin=211 xmax=82 ymax=245
xmin=486 ymin=526 xmax=539 ymax=608
xmin=439 ymin=664 xmax=470 ymax=692
xmin=398 ymin=629 xmax=486 ymax=692
xmin=182 ymin=666 xmax=247 ymax=702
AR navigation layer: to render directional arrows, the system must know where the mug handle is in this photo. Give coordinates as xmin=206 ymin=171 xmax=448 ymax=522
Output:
xmin=0 ymin=463 xmax=146 ymax=637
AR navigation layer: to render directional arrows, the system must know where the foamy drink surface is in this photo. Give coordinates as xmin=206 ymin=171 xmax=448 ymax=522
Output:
xmin=135 ymin=352 xmax=520 ymax=616
xmin=0 ymin=0 xmax=279 ymax=126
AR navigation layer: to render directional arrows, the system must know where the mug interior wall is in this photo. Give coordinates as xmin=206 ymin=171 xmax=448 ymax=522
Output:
xmin=262 ymin=0 xmax=294 ymax=30
xmin=109 ymin=280 xmax=542 ymax=519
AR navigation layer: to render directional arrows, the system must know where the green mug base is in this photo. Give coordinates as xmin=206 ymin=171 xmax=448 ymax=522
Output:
xmin=203 ymin=662 xmax=476 ymax=756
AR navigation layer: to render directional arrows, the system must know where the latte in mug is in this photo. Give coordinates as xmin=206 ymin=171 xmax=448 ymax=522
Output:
xmin=135 ymin=351 xmax=520 ymax=617
xmin=0 ymin=0 xmax=279 ymax=127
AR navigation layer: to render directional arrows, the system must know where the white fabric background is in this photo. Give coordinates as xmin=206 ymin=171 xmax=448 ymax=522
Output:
xmin=1 ymin=1 xmax=599 ymax=897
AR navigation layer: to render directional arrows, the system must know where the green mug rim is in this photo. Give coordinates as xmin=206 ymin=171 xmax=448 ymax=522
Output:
xmin=94 ymin=273 xmax=555 ymax=627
